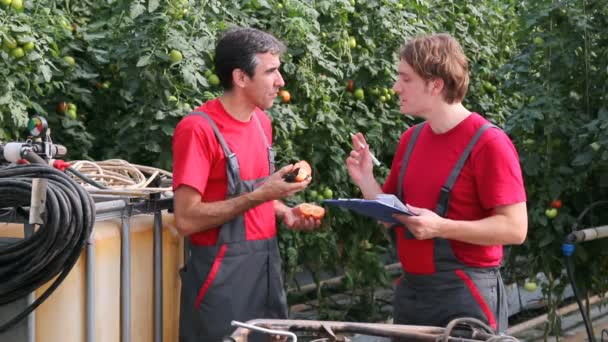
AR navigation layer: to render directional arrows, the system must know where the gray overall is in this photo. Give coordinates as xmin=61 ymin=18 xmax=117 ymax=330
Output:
xmin=391 ymin=122 xmax=508 ymax=333
xmin=178 ymin=112 xmax=287 ymax=342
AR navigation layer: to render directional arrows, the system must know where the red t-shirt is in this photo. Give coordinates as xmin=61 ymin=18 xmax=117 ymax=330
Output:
xmin=172 ymin=99 xmax=276 ymax=245
xmin=383 ymin=113 xmax=526 ymax=273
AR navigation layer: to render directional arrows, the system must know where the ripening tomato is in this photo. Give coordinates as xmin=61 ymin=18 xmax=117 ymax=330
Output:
xmin=550 ymin=199 xmax=562 ymax=209
xmin=346 ymin=79 xmax=354 ymax=92
xmin=279 ymin=90 xmax=291 ymax=104
xmin=56 ymin=101 xmax=68 ymax=114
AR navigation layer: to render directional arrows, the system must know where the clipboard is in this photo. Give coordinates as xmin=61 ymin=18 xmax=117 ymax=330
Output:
xmin=323 ymin=194 xmax=416 ymax=224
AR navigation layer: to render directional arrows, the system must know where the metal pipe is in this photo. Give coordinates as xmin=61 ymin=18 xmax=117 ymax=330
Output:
xmin=506 ymin=292 xmax=608 ymax=335
xmin=120 ymin=207 xmax=132 ymax=342
xmin=153 ymin=205 xmax=163 ymax=342
xmin=86 ymin=233 xmax=95 ymax=342
xmin=24 ymin=224 xmax=35 ymax=342
xmin=230 ymin=321 xmax=297 ymax=342
xmin=226 ymin=319 xmax=449 ymax=342
xmin=95 ymin=199 xmax=128 ymax=213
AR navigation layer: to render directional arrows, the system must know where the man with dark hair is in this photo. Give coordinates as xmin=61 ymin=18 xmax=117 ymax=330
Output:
xmin=346 ymin=33 xmax=527 ymax=333
xmin=172 ymin=27 xmax=320 ymax=341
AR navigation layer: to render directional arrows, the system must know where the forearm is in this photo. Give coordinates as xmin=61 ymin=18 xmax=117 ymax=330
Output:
xmin=440 ymin=214 xmax=527 ymax=246
xmin=175 ymin=191 xmax=266 ymax=236
xmin=357 ymin=175 xmax=384 ymax=200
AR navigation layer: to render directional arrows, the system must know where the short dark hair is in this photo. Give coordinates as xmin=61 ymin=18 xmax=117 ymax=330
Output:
xmin=399 ymin=33 xmax=469 ymax=103
xmin=214 ymin=27 xmax=286 ymax=90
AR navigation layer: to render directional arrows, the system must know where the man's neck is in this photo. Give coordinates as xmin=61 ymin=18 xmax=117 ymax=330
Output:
xmin=426 ymin=102 xmax=471 ymax=134
xmin=218 ymin=91 xmax=256 ymax=122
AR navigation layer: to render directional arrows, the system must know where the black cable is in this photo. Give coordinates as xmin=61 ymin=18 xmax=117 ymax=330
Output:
xmin=65 ymin=166 xmax=109 ymax=189
xmin=441 ymin=317 xmax=517 ymax=342
xmin=0 ymin=163 xmax=95 ymax=333
xmin=570 ymin=200 xmax=608 ymax=234
xmin=564 ymin=255 xmax=596 ymax=342
xmin=562 ymin=200 xmax=608 ymax=342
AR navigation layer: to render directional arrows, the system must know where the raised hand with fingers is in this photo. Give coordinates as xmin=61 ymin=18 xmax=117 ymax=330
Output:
xmin=346 ymin=132 xmax=374 ymax=187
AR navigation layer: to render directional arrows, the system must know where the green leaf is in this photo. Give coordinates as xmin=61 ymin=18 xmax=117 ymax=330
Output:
xmin=130 ymin=3 xmax=146 ymax=19
xmin=148 ymin=0 xmax=160 ymax=12
xmin=136 ymin=55 xmax=152 ymax=68
xmin=0 ymin=92 xmax=12 ymax=105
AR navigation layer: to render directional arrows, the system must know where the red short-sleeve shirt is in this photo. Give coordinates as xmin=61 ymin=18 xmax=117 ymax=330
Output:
xmin=383 ymin=113 xmax=526 ymax=272
xmin=172 ymin=99 xmax=276 ymax=245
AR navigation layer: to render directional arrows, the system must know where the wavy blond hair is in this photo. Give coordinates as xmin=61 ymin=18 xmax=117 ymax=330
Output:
xmin=399 ymin=33 xmax=469 ymax=103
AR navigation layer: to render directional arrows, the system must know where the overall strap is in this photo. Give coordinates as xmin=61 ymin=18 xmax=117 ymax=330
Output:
xmin=435 ymin=123 xmax=497 ymax=217
xmin=252 ymin=113 xmax=276 ymax=174
xmin=391 ymin=123 xmax=425 ymax=241
xmin=397 ymin=123 xmax=426 ymax=201
xmin=190 ymin=111 xmax=242 ymax=192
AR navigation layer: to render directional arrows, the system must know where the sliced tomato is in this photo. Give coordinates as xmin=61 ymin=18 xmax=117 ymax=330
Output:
xmin=296 ymin=203 xmax=325 ymax=219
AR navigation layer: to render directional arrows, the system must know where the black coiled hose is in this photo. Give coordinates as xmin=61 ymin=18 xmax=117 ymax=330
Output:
xmin=0 ymin=163 xmax=95 ymax=333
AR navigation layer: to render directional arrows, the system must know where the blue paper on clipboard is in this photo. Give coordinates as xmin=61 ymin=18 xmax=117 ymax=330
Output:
xmin=323 ymin=194 xmax=416 ymax=224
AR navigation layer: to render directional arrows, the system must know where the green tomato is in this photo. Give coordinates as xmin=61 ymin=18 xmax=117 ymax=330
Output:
xmin=348 ymin=37 xmax=357 ymax=49
xmin=204 ymin=69 xmax=213 ymax=77
xmin=0 ymin=0 xmax=12 ymax=7
xmin=353 ymin=88 xmax=364 ymax=101
xmin=10 ymin=0 xmax=22 ymax=11
xmin=533 ymin=37 xmax=544 ymax=46
xmin=3 ymin=36 xmax=17 ymax=50
xmin=11 ymin=47 xmax=24 ymax=58
xmin=483 ymin=81 xmax=496 ymax=93
xmin=323 ymin=188 xmax=333 ymax=199
xmin=63 ymin=56 xmax=76 ymax=65
xmin=545 ymin=208 xmax=558 ymax=219
xmin=168 ymin=49 xmax=183 ymax=63
xmin=22 ymin=41 xmax=35 ymax=52
xmin=523 ymin=282 xmax=538 ymax=292
xmin=67 ymin=103 xmax=77 ymax=112
xmin=168 ymin=95 xmax=178 ymax=103
xmin=590 ymin=142 xmax=601 ymax=151
xmin=208 ymin=74 xmax=220 ymax=86
xmin=309 ymin=190 xmax=319 ymax=199
xmin=379 ymin=95 xmax=387 ymax=102
xmin=66 ymin=109 xmax=77 ymax=119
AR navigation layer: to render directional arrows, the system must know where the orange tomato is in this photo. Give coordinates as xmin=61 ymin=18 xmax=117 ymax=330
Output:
xmin=279 ymin=90 xmax=291 ymax=104
xmin=295 ymin=203 xmax=326 ymax=219
xmin=283 ymin=160 xmax=312 ymax=183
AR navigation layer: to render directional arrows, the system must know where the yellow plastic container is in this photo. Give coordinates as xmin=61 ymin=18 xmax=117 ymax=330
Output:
xmin=0 ymin=212 xmax=183 ymax=342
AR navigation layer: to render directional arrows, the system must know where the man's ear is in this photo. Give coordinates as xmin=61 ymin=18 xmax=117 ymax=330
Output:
xmin=232 ymin=68 xmax=248 ymax=88
xmin=429 ymin=77 xmax=444 ymax=96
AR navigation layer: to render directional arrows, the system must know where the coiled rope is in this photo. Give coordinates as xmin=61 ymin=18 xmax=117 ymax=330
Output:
xmin=68 ymin=159 xmax=173 ymax=192
xmin=0 ymin=164 xmax=95 ymax=333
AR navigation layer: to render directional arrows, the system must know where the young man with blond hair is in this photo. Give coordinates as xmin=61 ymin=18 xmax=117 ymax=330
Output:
xmin=347 ymin=33 xmax=527 ymax=332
